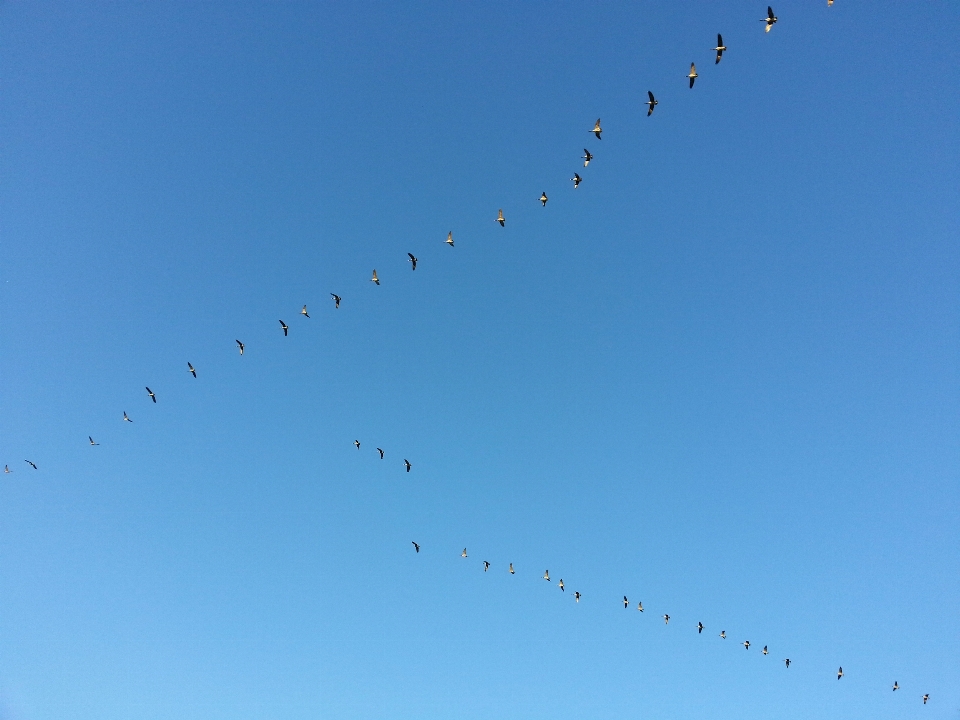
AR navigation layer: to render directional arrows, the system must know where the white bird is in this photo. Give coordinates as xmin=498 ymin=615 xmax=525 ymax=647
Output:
xmin=446 ymin=231 xmax=454 ymax=247
xmin=720 ymin=630 xmax=726 ymax=639
xmin=762 ymin=646 xmax=768 ymax=655
xmin=763 ymin=6 xmax=778 ymax=32
xmin=698 ymin=622 xmax=704 ymax=633
xmin=3 ymin=465 xmax=10 ymax=473
xmin=497 ymin=209 xmax=505 ymax=227
xmin=591 ymin=118 xmax=602 ymax=139
xmin=922 ymin=694 xmax=929 ymax=704
xmin=687 ymin=63 xmax=698 ymax=88
xmin=623 ymin=596 xmax=629 ymax=609
xmin=893 ymin=682 xmax=899 ymax=691
xmin=370 ymin=269 xmax=380 ymax=285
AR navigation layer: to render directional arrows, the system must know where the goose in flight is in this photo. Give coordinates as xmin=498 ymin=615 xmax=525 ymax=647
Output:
xmin=892 ymin=682 xmax=899 ymax=692
xmin=763 ymin=6 xmax=778 ymax=32
xmin=558 ymin=579 xmax=564 ymax=592
xmin=123 ymin=411 xmax=132 ymax=422
xmin=377 ymin=448 xmax=384 ymax=459
xmin=483 ymin=561 xmax=491 ymax=572
xmin=89 ymin=436 xmax=99 ymax=446
xmin=408 ymin=253 xmax=417 ymax=270
xmin=404 ymin=459 xmax=411 ymax=472
xmin=637 ymin=601 xmax=644 ymax=612
xmin=698 ymin=622 xmax=704 ymax=634
xmin=446 ymin=231 xmax=454 ymax=247
xmin=646 ymin=91 xmax=658 ymax=116
xmin=623 ymin=596 xmax=629 ymax=609
xmin=785 ymin=658 xmax=791 ymax=668
xmin=687 ymin=63 xmax=698 ymax=88
xmin=663 ymin=614 xmax=670 ymax=625
xmin=187 ymin=362 xmax=197 ymax=377
xmin=412 ymin=541 xmax=420 ymax=553
xmin=301 ymin=305 xmax=310 ymax=318
xmin=762 ymin=646 xmax=768 ymax=655
xmin=146 ymin=387 xmax=156 ymax=403
xmin=3 ymin=465 xmax=10 ymax=473
xmin=25 ymin=460 xmax=38 ymax=469
xmin=574 ymin=591 xmax=581 ymax=602
xmin=922 ymin=694 xmax=929 ymax=704
xmin=743 ymin=640 xmax=751 ymax=650
xmin=354 ymin=440 xmax=360 ymax=449
xmin=720 ymin=630 xmax=726 ymax=639
xmin=543 ymin=570 xmax=550 ymax=581
xmin=582 ymin=148 xmax=593 ymax=167
xmin=330 ymin=293 xmax=341 ymax=309
xmin=279 ymin=320 xmax=288 ymax=336
xmin=462 ymin=548 xmax=468 ymax=558
xmin=713 ymin=34 xmax=726 ymax=64
xmin=370 ymin=269 xmax=380 ymax=285
xmin=509 ymin=563 xmax=515 ymax=574
xmin=497 ymin=209 xmax=505 ymax=226
xmin=236 ymin=340 xmax=244 ymax=355
xmin=572 ymin=173 xmax=581 ymax=188
xmin=837 ymin=667 xmax=844 ymax=680
xmin=540 ymin=192 xmax=548 ymax=207
xmin=591 ymin=118 xmax=602 ymax=139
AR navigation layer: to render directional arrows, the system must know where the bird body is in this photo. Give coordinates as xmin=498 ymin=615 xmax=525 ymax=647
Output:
xmin=743 ymin=640 xmax=751 ymax=650
xmin=714 ymin=34 xmax=726 ymax=63
xmin=762 ymin=646 xmax=768 ymax=655
xmin=922 ymin=694 xmax=929 ymax=704
xmin=146 ymin=387 xmax=156 ymax=403
xmin=187 ymin=362 xmax=196 ymax=377
xmin=3 ymin=465 xmax=10 ymax=473
xmin=785 ymin=658 xmax=791 ymax=668
xmin=687 ymin=63 xmax=698 ymax=88
xmin=236 ymin=340 xmax=244 ymax=355
xmin=408 ymin=253 xmax=417 ymax=270
xmin=279 ymin=320 xmax=288 ymax=336
xmin=540 ymin=192 xmax=548 ymax=206
xmin=572 ymin=173 xmax=581 ymax=188
xmin=582 ymin=149 xmax=593 ymax=167
xmin=763 ymin=6 xmax=778 ymax=32
xmin=462 ymin=548 xmax=468 ymax=558
xmin=591 ymin=118 xmax=602 ymax=139
xmin=720 ymin=630 xmax=726 ymax=639
xmin=646 ymin=91 xmax=658 ymax=116
xmin=371 ymin=269 xmax=380 ymax=285
xmin=893 ymin=682 xmax=899 ymax=691
xmin=446 ymin=231 xmax=454 ymax=247
xmin=574 ymin=591 xmax=581 ymax=602
xmin=623 ymin=596 xmax=629 ymax=609
xmin=497 ymin=209 xmax=504 ymax=226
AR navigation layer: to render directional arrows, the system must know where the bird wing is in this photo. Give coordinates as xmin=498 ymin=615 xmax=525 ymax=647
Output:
xmin=648 ymin=91 xmax=655 ymax=102
xmin=718 ymin=33 xmax=723 ymax=45
xmin=768 ymin=6 xmax=774 ymax=19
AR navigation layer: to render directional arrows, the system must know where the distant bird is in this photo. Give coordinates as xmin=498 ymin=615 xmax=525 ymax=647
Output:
xmin=187 ymin=362 xmax=197 ymax=377
xmin=377 ymin=448 xmax=384 ymax=459
xmin=354 ymin=440 xmax=360 ymax=449
xmin=838 ymin=667 xmax=844 ymax=680
xmin=543 ymin=570 xmax=550 ymax=581
xmin=574 ymin=591 xmax=581 ymax=602
xmin=663 ymin=614 xmax=670 ymax=625
xmin=558 ymin=579 xmax=564 ymax=592
xmin=371 ymin=269 xmax=380 ymax=285
xmin=763 ymin=6 xmax=778 ymax=32
xmin=301 ymin=305 xmax=310 ymax=318
xmin=646 ymin=91 xmax=658 ymax=116
xmin=713 ymin=34 xmax=727 ymax=64
xmin=3 ymin=465 xmax=11 ymax=473
xmin=236 ymin=340 xmax=244 ymax=355
xmin=687 ymin=63 xmax=698 ymax=88
xmin=743 ymin=640 xmax=751 ymax=650
xmin=720 ymin=630 xmax=726 ymax=639
xmin=483 ymin=561 xmax=491 ymax=572
xmin=146 ymin=387 xmax=156 ymax=403
xmin=637 ymin=602 xmax=644 ymax=612
xmin=123 ymin=411 xmax=132 ymax=422
xmin=279 ymin=320 xmax=288 ymax=336
xmin=571 ymin=173 xmax=581 ymax=188
xmin=623 ymin=596 xmax=629 ymax=609
xmin=698 ymin=622 xmax=704 ymax=634
xmin=540 ymin=192 xmax=548 ymax=206
xmin=462 ymin=548 xmax=468 ymax=558
xmin=330 ymin=293 xmax=341 ymax=309
xmin=497 ymin=209 xmax=505 ymax=226
xmin=412 ymin=541 xmax=420 ymax=553
xmin=446 ymin=231 xmax=454 ymax=247
xmin=922 ymin=694 xmax=929 ymax=704
xmin=893 ymin=682 xmax=899 ymax=692
xmin=762 ymin=646 xmax=769 ymax=655
xmin=88 ymin=436 xmax=99 ymax=446
xmin=591 ymin=118 xmax=602 ymax=139
xmin=25 ymin=460 xmax=38 ymax=469
xmin=582 ymin=148 xmax=593 ymax=167
xmin=828 ymin=0 xmax=833 ymax=4
xmin=785 ymin=658 xmax=791 ymax=668
xmin=509 ymin=563 xmax=515 ymax=574
xmin=404 ymin=459 xmax=411 ymax=472
xmin=408 ymin=253 xmax=417 ymax=270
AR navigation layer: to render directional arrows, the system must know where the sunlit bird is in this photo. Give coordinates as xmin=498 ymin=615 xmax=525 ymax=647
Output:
xmin=236 ymin=340 xmax=244 ymax=355
xmin=591 ymin=118 xmax=602 ymax=139
xmin=838 ymin=667 xmax=844 ymax=680
xmin=720 ymin=630 xmax=726 ymax=639
xmin=892 ymin=682 xmax=899 ymax=691
xmin=446 ymin=231 xmax=454 ymax=247
xmin=698 ymin=622 xmax=704 ymax=634
xmin=687 ymin=63 xmax=698 ymax=88
xmin=762 ymin=646 xmax=769 ymax=655
xmin=146 ymin=387 xmax=156 ymax=403
xmin=408 ymin=253 xmax=417 ymax=270
xmin=412 ymin=541 xmax=420 ymax=553
xmin=646 ymin=91 xmax=658 ymax=116
xmin=582 ymin=148 xmax=593 ymax=167
xmin=371 ymin=269 xmax=380 ymax=285
xmin=279 ymin=320 xmax=288 ymax=336
xmin=462 ymin=548 xmax=468 ymax=558
xmin=25 ymin=460 xmax=37 ymax=469
xmin=543 ymin=570 xmax=550 ymax=581
xmin=123 ymin=411 xmax=132 ymax=422
xmin=187 ymin=362 xmax=196 ymax=377
xmin=637 ymin=601 xmax=644 ymax=612
xmin=497 ymin=209 xmax=505 ymax=227
xmin=330 ymin=293 xmax=341 ymax=309
xmin=572 ymin=173 xmax=581 ymax=188
xmin=3 ymin=465 xmax=10 ymax=473
xmin=483 ymin=561 xmax=491 ymax=572
xmin=713 ymin=34 xmax=727 ymax=64
xmin=89 ymin=436 xmax=99 ymax=446
xmin=301 ymin=304 xmax=310 ymax=318
xmin=540 ymin=192 xmax=548 ymax=206
xmin=404 ymin=459 xmax=411 ymax=472
xmin=558 ymin=579 xmax=564 ymax=592
xmin=509 ymin=563 xmax=515 ymax=574
xmin=763 ymin=6 xmax=778 ymax=32
xmin=377 ymin=448 xmax=384 ymax=459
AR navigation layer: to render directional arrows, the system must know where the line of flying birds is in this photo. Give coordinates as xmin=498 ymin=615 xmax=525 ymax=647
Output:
xmin=3 ymin=0 xmax=935 ymax=708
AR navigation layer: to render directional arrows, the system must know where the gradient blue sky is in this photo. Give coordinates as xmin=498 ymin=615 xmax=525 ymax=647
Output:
xmin=1 ymin=1 xmax=958 ymax=718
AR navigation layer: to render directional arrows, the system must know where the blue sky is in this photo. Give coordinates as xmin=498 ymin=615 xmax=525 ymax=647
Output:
xmin=1 ymin=1 xmax=958 ymax=718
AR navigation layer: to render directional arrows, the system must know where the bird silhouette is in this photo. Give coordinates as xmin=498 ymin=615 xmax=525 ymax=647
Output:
xmin=377 ymin=448 xmax=384 ymax=459
xmin=146 ymin=387 xmax=156 ymax=403
xmin=483 ymin=561 xmax=491 ymax=572
xmin=88 ymin=436 xmax=99 ymax=446
xmin=509 ymin=563 xmax=515 ymax=574
xmin=543 ymin=570 xmax=550 ymax=581
xmin=646 ymin=91 xmax=658 ymax=116
xmin=236 ymin=340 xmax=244 ymax=355
xmin=3 ymin=465 xmax=10 ymax=473
xmin=687 ymin=63 xmax=698 ymax=88
xmin=123 ymin=411 xmax=132 ymax=422
xmin=279 ymin=320 xmax=288 ymax=336
xmin=572 ymin=173 xmax=581 ymax=188
xmin=663 ymin=614 xmax=670 ymax=625
xmin=623 ymin=596 xmax=629 ymax=609
xmin=354 ymin=440 xmax=360 ymax=449
xmin=497 ymin=209 xmax=505 ymax=226
xmin=637 ymin=602 xmax=644 ymax=612
xmin=404 ymin=459 xmax=411 ymax=472
xmin=462 ymin=548 xmax=468 ymax=558
xmin=893 ymin=682 xmax=899 ymax=691
xmin=582 ymin=148 xmax=593 ymax=167
xmin=412 ymin=541 xmax=420 ymax=553
xmin=785 ymin=658 xmax=791 ymax=668
xmin=330 ymin=294 xmax=341 ymax=309
xmin=714 ymin=34 xmax=726 ymax=63
xmin=763 ymin=6 xmax=778 ymax=32
xmin=698 ymin=622 xmax=704 ymax=634
xmin=762 ymin=646 xmax=769 ymax=655
xmin=922 ymin=694 xmax=929 ymax=704
xmin=591 ymin=118 xmax=602 ymax=139
xmin=574 ymin=591 xmax=581 ymax=602
xmin=25 ymin=460 xmax=37 ymax=469
xmin=408 ymin=253 xmax=417 ymax=270
xmin=540 ymin=192 xmax=548 ymax=206
xmin=720 ymin=630 xmax=726 ymax=639
xmin=838 ymin=667 xmax=844 ymax=680
xmin=743 ymin=640 xmax=751 ymax=650
xmin=187 ymin=362 xmax=197 ymax=377
xmin=446 ymin=231 xmax=454 ymax=247
xmin=301 ymin=305 xmax=310 ymax=318
xmin=371 ymin=269 xmax=380 ymax=285
xmin=558 ymin=579 xmax=564 ymax=592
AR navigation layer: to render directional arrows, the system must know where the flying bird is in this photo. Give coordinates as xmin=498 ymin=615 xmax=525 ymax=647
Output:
xmin=279 ymin=320 xmax=288 ymax=336
xmin=838 ymin=667 xmax=844 ymax=680
xmin=785 ymin=658 xmax=791 ymax=668
xmin=582 ymin=148 xmax=593 ymax=167
xmin=623 ymin=596 xmax=629 ymax=609
xmin=446 ymin=231 xmax=454 ymax=247
xmin=354 ymin=440 xmax=360 ymax=449
xmin=3 ymin=465 xmax=11 ymax=473
xmin=89 ymin=436 xmax=99 ymax=446
xmin=646 ymin=91 xmax=658 ymax=116
xmin=377 ymin=448 xmax=384 ymax=459
xmin=922 ymin=694 xmax=929 ymax=704
xmin=720 ymin=630 xmax=726 ymax=639
xmin=412 ymin=541 xmax=420 ymax=553
xmin=497 ymin=209 xmax=505 ymax=226
xmin=714 ymin=34 xmax=727 ymax=63
xmin=574 ymin=591 xmax=581 ymax=602
xmin=123 ymin=411 xmax=132 ymax=422
xmin=687 ymin=63 xmax=698 ymax=88
xmin=371 ymin=269 xmax=380 ymax=285
xmin=637 ymin=602 xmax=644 ymax=612
xmin=25 ymin=460 xmax=37 ymax=469
xmin=509 ymin=563 xmax=515 ymax=574
xmin=543 ymin=570 xmax=550 ymax=581
xmin=893 ymin=682 xmax=899 ymax=692
xmin=663 ymin=614 xmax=670 ymax=625
xmin=558 ymin=579 xmax=564 ymax=591
xmin=743 ymin=640 xmax=751 ymax=650
xmin=483 ymin=561 xmax=491 ymax=572
xmin=762 ymin=646 xmax=769 ymax=655
xmin=187 ymin=362 xmax=196 ymax=377
xmin=571 ymin=173 xmax=581 ymax=188
xmin=540 ymin=192 xmax=548 ymax=206
xmin=408 ymin=253 xmax=417 ymax=270
xmin=404 ymin=459 xmax=411 ymax=472
xmin=828 ymin=0 xmax=833 ymax=4
xmin=591 ymin=118 xmax=602 ymax=139
xmin=462 ymin=548 xmax=468 ymax=558
xmin=763 ymin=6 xmax=778 ymax=32
xmin=330 ymin=294 xmax=341 ymax=309
xmin=146 ymin=387 xmax=156 ymax=403
xmin=698 ymin=622 xmax=704 ymax=634
xmin=301 ymin=305 xmax=310 ymax=318
xmin=236 ymin=340 xmax=244 ymax=355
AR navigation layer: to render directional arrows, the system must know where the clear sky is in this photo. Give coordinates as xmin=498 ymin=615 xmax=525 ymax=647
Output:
xmin=1 ymin=1 xmax=958 ymax=718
